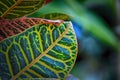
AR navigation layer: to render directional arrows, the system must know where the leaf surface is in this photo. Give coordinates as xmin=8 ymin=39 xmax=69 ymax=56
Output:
xmin=0 ymin=17 xmax=63 ymax=41
xmin=0 ymin=18 xmax=77 ymax=80
xmin=0 ymin=0 xmax=46 ymax=19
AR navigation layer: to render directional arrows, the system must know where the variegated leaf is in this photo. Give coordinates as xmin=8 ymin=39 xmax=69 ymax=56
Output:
xmin=0 ymin=0 xmax=47 ymax=19
xmin=0 ymin=17 xmax=64 ymax=41
xmin=0 ymin=18 xmax=77 ymax=80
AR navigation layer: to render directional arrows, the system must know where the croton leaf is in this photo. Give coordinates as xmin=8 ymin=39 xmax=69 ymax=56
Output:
xmin=0 ymin=17 xmax=64 ymax=41
xmin=33 ymin=13 xmax=71 ymax=20
xmin=0 ymin=17 xmax=77 ymax=80
xmin=0 ymin=0 xmax=47 ymax=19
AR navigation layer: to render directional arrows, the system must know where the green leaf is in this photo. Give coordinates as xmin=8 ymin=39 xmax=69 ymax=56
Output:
xmin=32 ymin=13 xmax=70 ymax=20
xmin=0 ymin=18 xmax=77 ymax=80
xmin=28 ymin=0 xmax=71 ymax=18
xmin=29 ymin=0 xmax=118 ymax=49
xmin=0 ymin=0 xmax=47 ymax=19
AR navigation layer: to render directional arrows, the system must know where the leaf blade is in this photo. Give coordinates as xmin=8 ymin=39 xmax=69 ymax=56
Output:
xmin=0 ymin=19 xmax=77 ymax=80
xmin=0 ymin=0 xmax=46 ymax=19
xmin=37 ymin=13 xmax=70 ymax=20
xmin=0 ymin=17 xmax=63 ymax=41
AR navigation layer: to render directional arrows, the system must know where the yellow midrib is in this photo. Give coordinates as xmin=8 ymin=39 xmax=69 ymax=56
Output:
xmin=1 ymin=0 xmax=22 ymax=17
xmin=11 ymin=24 xmax=70 ymax=80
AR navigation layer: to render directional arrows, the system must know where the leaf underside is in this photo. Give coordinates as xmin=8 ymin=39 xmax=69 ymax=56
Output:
xmin=0 ymin=0 xmax=46 ymax=19
xmin=0 ymin=20 xmax=77 ymax=80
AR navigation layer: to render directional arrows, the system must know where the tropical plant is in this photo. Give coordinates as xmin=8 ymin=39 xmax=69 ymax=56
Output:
xmin=0 ymin=0 xmax=77 ymax=80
